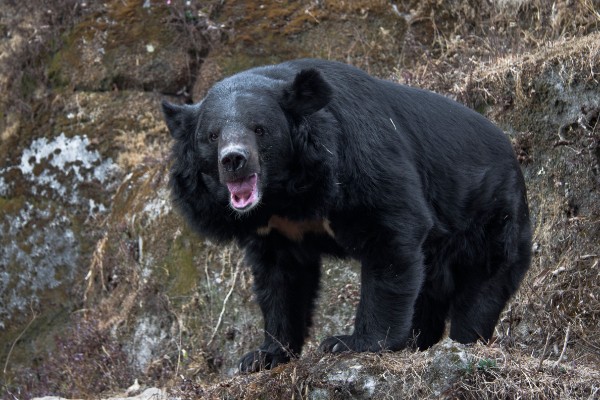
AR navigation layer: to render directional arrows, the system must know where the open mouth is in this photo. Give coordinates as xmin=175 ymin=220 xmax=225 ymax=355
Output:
xmin=226 ymin=173 xmax=260 ymax=211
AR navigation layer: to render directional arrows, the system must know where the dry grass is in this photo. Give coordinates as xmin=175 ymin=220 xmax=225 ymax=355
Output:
xmin=394 ymin=0 xmax=600 ymax=94
xmin=173 ymin=341 xmax=599 ymax=399
xmin=448 ymin=346 xmax=600 ymax=399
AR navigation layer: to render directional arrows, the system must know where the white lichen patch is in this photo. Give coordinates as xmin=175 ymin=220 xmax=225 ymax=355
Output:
xmin=17 ymin=132 xmax=117 ymax=200
xmin=88 ymin=198 xmax=107 ymax=214
xmin=0 ymin=132 xmax=122 ymax=327
xmin=327 ymin=363 xmax=376 ymax=397
xmin=129 ymin=316 xmax=168 ymax=371
xmin=0 ymin=132 xmax=119 ymax=214
xmin=142 ymin=186 xmax=171 ymax=223
xmin=0 ymin=176 xmax=7 ymax=196
xmin=426 ymin=338 xmax=471 ymax=396
xmin=0 ymin=203 xmax=78 ymax=328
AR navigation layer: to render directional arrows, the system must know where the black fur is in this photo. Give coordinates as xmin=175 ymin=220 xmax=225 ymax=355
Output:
xmin=162 ymin=59 xmax=532 ymax=372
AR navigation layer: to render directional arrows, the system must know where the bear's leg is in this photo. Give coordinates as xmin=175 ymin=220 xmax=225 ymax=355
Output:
xmin=411 ymin=287 xmax=451 ymax=350
xmin=449 ymin=221 xmax=531 ymax=344
xmin=319 ymin=245 xmax=424 ymax=353
xmin=239 ymin=240 xmax=321 ymax=372
xmin=449 ymin=274 xmax=516 ymax=344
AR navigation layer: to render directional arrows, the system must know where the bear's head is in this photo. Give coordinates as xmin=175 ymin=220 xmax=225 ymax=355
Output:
xmin=163 ymin=67 xmax=337 ymax=217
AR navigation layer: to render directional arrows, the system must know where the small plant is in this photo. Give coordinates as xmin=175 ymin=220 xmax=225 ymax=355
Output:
xmin=477 ymin=358 xmax=498 ymax=372
xmin=462 ymin=357 xmax=498 ymax=375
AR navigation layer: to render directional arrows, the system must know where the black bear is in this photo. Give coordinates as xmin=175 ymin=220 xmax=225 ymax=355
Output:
xmin=162 ymin=59 xmax=532 ymax=373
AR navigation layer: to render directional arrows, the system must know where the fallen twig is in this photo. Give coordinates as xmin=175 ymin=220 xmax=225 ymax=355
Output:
xmin=553 ymin=324 xmax=570 ymax=368
xmin=207 ymin=260 xmax=241 ymax=347
xmin=3 ymin=305 xmax=37 ymax=375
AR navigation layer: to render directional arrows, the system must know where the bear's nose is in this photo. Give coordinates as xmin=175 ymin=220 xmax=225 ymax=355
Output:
xmin=220 ymin=150 xmax=247 ymax=172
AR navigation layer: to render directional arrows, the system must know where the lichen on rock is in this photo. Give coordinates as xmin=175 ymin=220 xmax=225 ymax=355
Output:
xmin=0 ymin=130 xmax=120 ymax=330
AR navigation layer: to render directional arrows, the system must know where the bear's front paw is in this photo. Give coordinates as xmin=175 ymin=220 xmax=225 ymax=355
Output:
xmin=318 ymin=335 xmax=361 ymax=353
xmin=319 ymin=334 xmax=397 ymax=353
xmin=238 ymin=349 xmax=290 ymax=373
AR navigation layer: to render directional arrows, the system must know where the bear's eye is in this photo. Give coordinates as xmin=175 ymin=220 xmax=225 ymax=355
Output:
xmin=208 ymin=131 xmax=219 ymax=142
xmin=254 ymin=126 xmax=265 ymax=136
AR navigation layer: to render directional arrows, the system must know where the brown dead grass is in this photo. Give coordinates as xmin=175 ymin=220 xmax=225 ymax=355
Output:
xmin=174 ymin=342 xmax=599 ymax=399
xmin=394 ymin=0 xmax=600 ymax=93
xmin=448 ymin=346 xmax=600 ymax=399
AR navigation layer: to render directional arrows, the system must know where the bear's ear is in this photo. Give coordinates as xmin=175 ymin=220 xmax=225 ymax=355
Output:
xmin=282 ymin=69 xmax=332 ymax=118
xmin=161 ymin=100 xmax=198 ymax=140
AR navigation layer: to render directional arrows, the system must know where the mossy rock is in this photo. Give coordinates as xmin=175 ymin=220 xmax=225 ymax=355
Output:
xmin=193 ymin=0 xmax=407 ymax=99
xmin=48 ymin=0 xmax=205 ymax=93
xmin=0 ymin=89 xmax=168 ymax=384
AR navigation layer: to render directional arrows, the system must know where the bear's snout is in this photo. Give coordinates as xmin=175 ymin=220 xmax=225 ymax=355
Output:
xmin=220 ymin=147 xmax=248 ymax=172
xmin=218 ymin=143 xmax=262 ymax=212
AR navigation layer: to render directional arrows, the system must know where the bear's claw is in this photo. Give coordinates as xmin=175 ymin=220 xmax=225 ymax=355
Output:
xmin=318 ymin=335 xmax=355 ymax=353
xmin=319 ymin=334 xmax=401 ymax=353
xmin=238 ymin=349 xmax=289 ymax=373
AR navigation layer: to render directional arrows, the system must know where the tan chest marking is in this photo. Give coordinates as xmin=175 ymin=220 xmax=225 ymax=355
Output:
xmin=257 ymin=215 xmax=335 ymax=242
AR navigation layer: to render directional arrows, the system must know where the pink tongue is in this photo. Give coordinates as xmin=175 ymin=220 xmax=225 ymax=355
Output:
xmin=226 ymin=174 xmax=258 ymax=209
